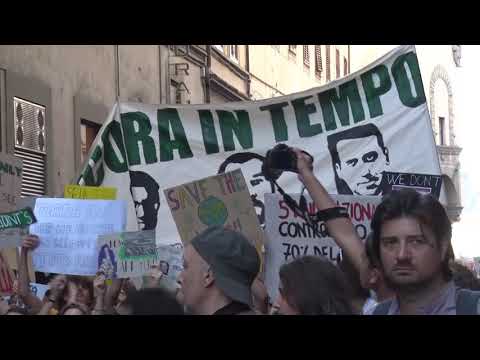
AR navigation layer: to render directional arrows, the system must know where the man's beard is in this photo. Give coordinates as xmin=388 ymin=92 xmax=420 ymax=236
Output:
xmin=383 ymin=269 xmax=438 ymax=295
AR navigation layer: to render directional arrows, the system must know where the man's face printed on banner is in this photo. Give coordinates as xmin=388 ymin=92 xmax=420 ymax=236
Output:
xmin=217 ymin=156 xmax=267 ymax=227
xmin=328 ymin=123 xmax=390 ymax=196
xmin=129 ymin=171 xmax=161 ymax=230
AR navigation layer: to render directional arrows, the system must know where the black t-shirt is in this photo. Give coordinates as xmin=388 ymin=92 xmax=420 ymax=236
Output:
xmin=213 ymin=301 xmax=251 ymax=315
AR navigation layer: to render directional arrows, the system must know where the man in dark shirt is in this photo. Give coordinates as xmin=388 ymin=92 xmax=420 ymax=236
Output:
xmin=177 ymin=226 xmax=260 ymax=315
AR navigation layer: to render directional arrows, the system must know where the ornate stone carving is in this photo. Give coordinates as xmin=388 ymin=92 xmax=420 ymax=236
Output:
xmin=452 ymin=45 xmax=461 ymax=67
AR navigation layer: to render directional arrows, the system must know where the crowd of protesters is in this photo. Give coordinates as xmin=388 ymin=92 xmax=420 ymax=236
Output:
xmin=1 ymin=147 xmax=479 ymax=315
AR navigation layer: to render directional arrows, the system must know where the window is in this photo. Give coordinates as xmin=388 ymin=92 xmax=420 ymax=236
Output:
xmin=315 ymin=45 xmax=323 ymax=77
xmin=326 ymin=45 xmax=331 ymax=81
xmin=80 ymin=119 xmax=101 ymax=165
xmin=336 ymin=49 xmax=340 ymax=79
xmin=439 ymin=117 xmax=445 ymax=145
xmin=303 ymin=45 xmax=310 ymax=67
xmin=229 ymin=45 xmax=239 ymax=63
xmin=13 ymin=97 xmax=47 ymax=197
xmin=289 ymin=45 xmax=297 ymax=54
xmin=344 ymin=57 xmax=348 ymax=76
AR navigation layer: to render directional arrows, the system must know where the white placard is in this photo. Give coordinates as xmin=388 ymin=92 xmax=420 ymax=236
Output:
xmin=264 ymin=193 xmax=381 ymax=301
xmin=30 ymin=198 xmax=126 ymax=275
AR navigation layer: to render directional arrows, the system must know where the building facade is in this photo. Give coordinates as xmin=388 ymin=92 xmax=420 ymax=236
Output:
xmin=0 ymin=45 xmax=350 ymax=197
xmin=351 ymin=45 xmax=463 ymax=222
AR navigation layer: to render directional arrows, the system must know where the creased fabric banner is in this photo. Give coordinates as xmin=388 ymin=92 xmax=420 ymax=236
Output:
xmin=77 ymin=45 xmax=440 ymax=246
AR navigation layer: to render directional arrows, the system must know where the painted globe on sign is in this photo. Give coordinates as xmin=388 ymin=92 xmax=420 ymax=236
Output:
xmin=198 ymin=196 xmax=228 ymax=227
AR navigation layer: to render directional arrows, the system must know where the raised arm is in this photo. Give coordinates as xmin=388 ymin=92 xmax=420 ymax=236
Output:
xmin=18 ymin=235 xmax=43 ymax=314
xmin=293 ymin=148 xmax=370 ymax=279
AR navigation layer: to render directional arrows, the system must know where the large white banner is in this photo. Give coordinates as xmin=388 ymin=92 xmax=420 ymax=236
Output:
xmin=264 ymin=193 xmax=381 ymax=301
xmin=76 ymin=45 xmax=440 ymax=246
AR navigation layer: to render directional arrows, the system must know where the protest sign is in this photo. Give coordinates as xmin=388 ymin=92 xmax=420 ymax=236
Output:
xmin=0 ymin=207 xmax=37 ymax=250
xmin=64 ymin=184 xmax=117 ymax=200
xmin=30 ymin=198 xmax=126 ymax=275
xmin=76 ymin=46 xmax=440 ymax=247
xmin=164 ymin=169 xmax=265 ymax=250
xmin=29 ymin=282 xmax=49 ymax=300
xmin=0 ymin=207 xmax=36 ymax=231
xmin=264 ymin=193 xmax=381 ymax=301
xmin=382 ymin=171 xmax=442 ymax=198
xmin=0 ymin=250 xmax=15 ymax=296
xmin=96 ymin=230 xmax=183 ymax=281
xmin=0 ymin=152 xmax=22 ymax=213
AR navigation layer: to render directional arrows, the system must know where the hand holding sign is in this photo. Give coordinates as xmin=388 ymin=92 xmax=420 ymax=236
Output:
xmin=93 ymin=272 xmax=107 ymax=299
xmin=21 ymin=234 xmax=40 ymax=251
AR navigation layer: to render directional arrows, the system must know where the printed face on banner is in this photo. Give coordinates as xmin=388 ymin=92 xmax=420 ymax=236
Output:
xmin=217 ymin=155 xmax=268 ymax=227
xmin=129 ymin=171 xmax=161 ymax=230
xmin=328 ymin=123 xmax=390 ymax=196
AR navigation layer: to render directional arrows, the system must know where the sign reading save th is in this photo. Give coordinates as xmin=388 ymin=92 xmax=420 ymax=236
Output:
xmin=164 ymin=169 xmax=265 ymax=251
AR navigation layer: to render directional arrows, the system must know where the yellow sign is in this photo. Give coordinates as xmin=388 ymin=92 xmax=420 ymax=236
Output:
xmin=64 ymin=185 xmax=117 ymax=200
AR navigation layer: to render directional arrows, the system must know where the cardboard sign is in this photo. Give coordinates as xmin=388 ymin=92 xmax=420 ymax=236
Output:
xmin=0 ymin=250 xmax=15 ymax=296
xmin=0 ymin=152 xmax=23 ymax=213
xmin=30 ymin=198 xmax=126 ymax=275
xmin=96 ymin=230 xmax=183 ymax=281
xmin=164 ymin=169 xmax=265 ymax=251
xmin=264 ymin=193 xmax=381 ymax=301
xmin=64 ymin=184 xmax=117 ymax=200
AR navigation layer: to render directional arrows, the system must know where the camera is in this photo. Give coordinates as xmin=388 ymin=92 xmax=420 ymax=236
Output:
xmin=265 ymin=144 xmax=299 ymax=173
xmin=262 ymin=144 xmax=313 ymax=181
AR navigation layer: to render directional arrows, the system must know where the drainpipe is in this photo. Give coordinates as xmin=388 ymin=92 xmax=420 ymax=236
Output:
xmin=348 ymin=45 xmax=351 ymax=74
xmin=246 ymin=45 xmax=251 ymax=98
xmin=205 ymin=45 xmax=211 ymax=103
xmin=114 ymin=45 xmax=120 ymax=99
xmin=158 ymin=45 xmax=163 ymax=103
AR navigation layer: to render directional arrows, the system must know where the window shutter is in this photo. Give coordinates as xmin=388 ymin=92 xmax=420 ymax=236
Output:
xmin=13 ymin=97 xmax=46 ymax=196
xmin=315 ymin=45 xmax=323 ymax=74
xmin=326 ymin=46 xmax=331 ymax=81
xmin=303 ymin=45 xmax=310 ymax=66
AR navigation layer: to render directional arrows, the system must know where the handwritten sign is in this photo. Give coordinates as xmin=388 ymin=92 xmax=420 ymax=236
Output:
xmin=30 ymin=198 xmax=126 ymax=275
xmin=0 ymin=152 xmax=22 ymax=213
xmin=264 ymin=193 xmax=381 ymax=301
xmin=382 ymin=171 xmax=442 ymax=198
xmin=29 ymin=282 xmax=49 ymax=300
xmin=0 ymin=250 xmax=15 ymax=296
xmin=164 ymin=169 xmax=265 ymax=251
xmin=64 ymin=185 xmax=117 ymax=200
xmin=96 ymin=230 xmax=183 ymax=281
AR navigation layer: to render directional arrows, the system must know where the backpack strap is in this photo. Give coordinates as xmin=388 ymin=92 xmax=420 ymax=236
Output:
xmin=371 ymin=299 xmax=394 ymax=315
xmin=456 ymin=289 xmax=480 ymax=315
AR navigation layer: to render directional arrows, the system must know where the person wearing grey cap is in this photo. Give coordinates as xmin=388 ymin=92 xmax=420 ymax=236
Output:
xmin=177 ymin=226 xmax=260 ymax=315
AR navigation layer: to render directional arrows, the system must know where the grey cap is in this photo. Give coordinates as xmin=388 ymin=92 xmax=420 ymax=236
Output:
xmin=190 ymin=226 xmax=260 ymax=308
